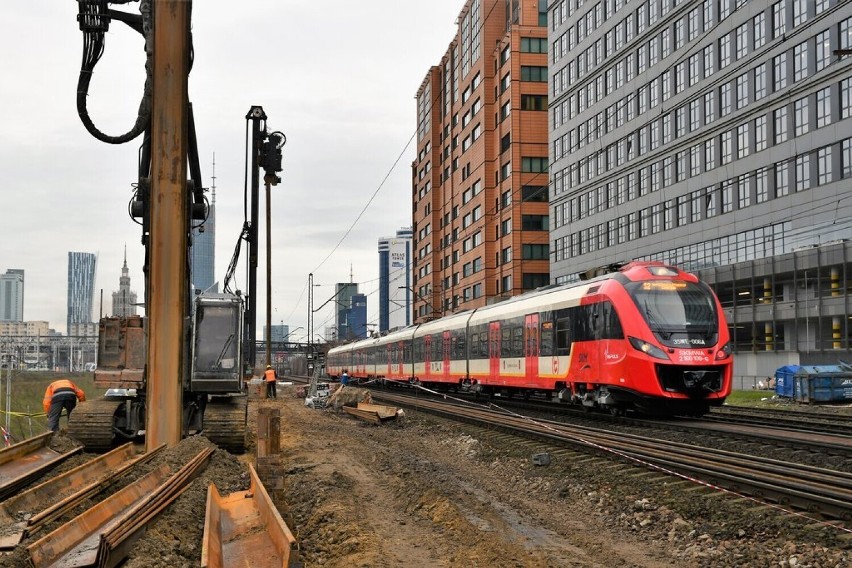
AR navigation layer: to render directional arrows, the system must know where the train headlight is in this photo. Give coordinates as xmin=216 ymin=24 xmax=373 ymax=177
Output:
xmin=628 ymin=336 xmax=670 ymax=360
xmin=715 ymin=342 xmax=732 ymax=360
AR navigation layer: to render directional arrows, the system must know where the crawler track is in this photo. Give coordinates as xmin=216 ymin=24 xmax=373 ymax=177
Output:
xmin=203 ymin=396 xmax=248 ymax=453
xmin=66 ymin=399 xmax=124 ymax=452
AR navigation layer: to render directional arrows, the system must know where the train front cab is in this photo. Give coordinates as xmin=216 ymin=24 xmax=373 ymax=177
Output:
xmin=561 ymin=263 xmax=732 ymax=416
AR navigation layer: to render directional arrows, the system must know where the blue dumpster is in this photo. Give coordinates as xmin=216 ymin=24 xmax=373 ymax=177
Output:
xmin=774 ymin=365 xmax=801 ymax=398
xmin=792 ymin=365 xmax=852 ymax=403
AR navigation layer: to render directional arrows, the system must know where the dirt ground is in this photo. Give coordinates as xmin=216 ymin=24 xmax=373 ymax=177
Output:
xmin=4 ymin=385 xmax=849 ymax=567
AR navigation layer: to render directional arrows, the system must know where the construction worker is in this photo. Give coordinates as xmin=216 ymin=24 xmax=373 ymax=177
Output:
xmin=264 ymin=364 xmax=278 ymax=399
xmin=43 ymin=379 xmax=86 ymax=432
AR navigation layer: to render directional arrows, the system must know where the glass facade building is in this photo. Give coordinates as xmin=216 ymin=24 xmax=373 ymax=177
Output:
xmin=67 ymin=252 xmax=97 ymax=334
xmin=0 ymin=269 xmax=24 ymax=322
xmin=548 ymin=0 xmax=852 ymax=377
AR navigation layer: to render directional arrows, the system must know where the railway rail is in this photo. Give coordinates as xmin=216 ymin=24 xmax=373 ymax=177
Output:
xmin=371 ymin=391 xmax=852 ymax=525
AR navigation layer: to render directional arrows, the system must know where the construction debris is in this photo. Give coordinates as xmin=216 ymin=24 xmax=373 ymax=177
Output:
xmin=343 ymin=402 xmax=402 ymax=425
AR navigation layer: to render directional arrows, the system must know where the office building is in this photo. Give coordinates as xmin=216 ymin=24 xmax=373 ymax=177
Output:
xmin=0 ymin=269 xmax=24 ymax=321
xmin=67 ymin=252 xmax=97 ymax=333
xmin=378 ymin=227 xmax=413 ymax=332
xmin=347 ymin=293 xmax=368 ymax=340
xmin=548 ymin=0 xmax=852 ymax=377
xmin=412 ymin=0 xmax=550 ymax=324
xmin=267 ymin=324 xmax=290 ymax=343
xmin=334 ymin=282 xmax=358 ymax=340
xmin=111 ymin=248 xmax=138 ymax=317
xmin=191 ymin=183 xmax=217 ymax=294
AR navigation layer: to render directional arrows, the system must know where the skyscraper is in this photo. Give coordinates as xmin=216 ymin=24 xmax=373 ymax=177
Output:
xmin=547 ymin=0 xmax=852 ymax=375
xmin=412 ymin=0 xmax=550 ymax=324
xmin=378 ymin=228 xmax=412 ymax=332
xmin=111 ymin=247 xmax=138 ymax=317
xmin=0 ymin=269 xmax=24 ymax=321
xmin=334 ymin=282 xmax=358 ymax=340
xmin=67 ymin=252 xmax=97 ymax=333
xmin=191 ymin=169 xmax=216 ymax=294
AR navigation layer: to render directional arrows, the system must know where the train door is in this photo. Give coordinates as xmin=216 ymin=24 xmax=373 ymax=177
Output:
xmin=525 ymin=314 xmax=540 ymax=383
xmin=424 ymin=334 xmax=432 ymax=381
xmin=488 ymin=321 xmax=501 ymax=381
xmin=397 ymin=341 xmax=404 ymax=380
xmin=443 ymin=331 xmax=451 ymax=380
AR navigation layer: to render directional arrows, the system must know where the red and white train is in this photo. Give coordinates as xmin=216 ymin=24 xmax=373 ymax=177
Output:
xmin=327 ymin=262 xmax=732 ymax=415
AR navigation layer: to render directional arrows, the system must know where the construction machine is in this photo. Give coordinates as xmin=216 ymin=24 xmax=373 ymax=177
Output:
xmin=67 ymin=0 xmax=282 ymax=452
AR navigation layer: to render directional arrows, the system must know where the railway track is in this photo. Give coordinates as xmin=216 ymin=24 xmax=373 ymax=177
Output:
xmin=372 ymin=391 xmax=852 ymax=525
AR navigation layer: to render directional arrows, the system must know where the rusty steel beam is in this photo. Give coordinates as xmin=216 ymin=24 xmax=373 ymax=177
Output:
xmin=201 ymin=463 xmax=298 ymax=568
xmin=146 ymin=0 xmax=191 ymax=451
xmin=0 ymin=432 xmax=82 ymax=500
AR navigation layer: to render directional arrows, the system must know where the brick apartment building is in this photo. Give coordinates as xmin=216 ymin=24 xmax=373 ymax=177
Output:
xmin=412 ymin=0 xmax=550 ymax=323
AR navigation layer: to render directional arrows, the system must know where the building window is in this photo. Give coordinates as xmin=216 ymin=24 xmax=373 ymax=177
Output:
xmin=501 ymin=219 xmax=512 ymax=236
xmin=721 ymin=130 xmax=733 ymax=164
xmin=843 ymin=17 xmax=852 ymax=50
xmin=520 ymin=94 xmax=547 ymax=110
xmin=521 ymin=215 xmax=549 ymax=231
xmin=753 ymin=13 xmax=766 ymax=50
xmin=522 ymin=244 xmax=549 ymax=260
xmin=816 ymin=31 xmax=830 ymax=72
xmin=794 ymin=97 xmax=809 ymax=136
xmin=774 ymin=53 xmax=787 ymax=91
xmin=501 ymin=275 xmax=512 ymax=293
xmin=736 ymin=23 xmax=748 ymax=59
xmin=793 ymin=42 xmax=808 ymax=82
xmin=705 ymin=186 xmax=718 ymax=218
xmin=842 ymin=78 xmax=852 ymax=120
xmin=522 ymin=185 xmax=548 ymax=202
xmin=500 ymin=161 xmax=511 ymax=180
xmin=795 ymin=154 xmax=810 ymax=191
xmin=816 ymin=87 xmax=831 ymax=128
xmin=501 ymin=133 xmax=511 ymax=153
xmin=772 ymin=1 xmax=786 ymax=39
xmin=755 ymin=115 xmax=767 ymax=152
xmin=720 ymin=34 xmax=732 ymax=68
xmin=756 ymin=167 xmax=769 ymax=203
xmin=720 ymin=83 xmax=732 ymax=116
xmin=793 ymin=0 xmax=807 ymax=27
xmin=522 ymin=273 xmax=550 ymax=290
xmin=774 ymin=106 xmax=788 ymax=144
xmin=520 ymin=37 xmax=547 ymax=53
xmin=705 ymin=138 xmax=716 ymax=170
xmin=520 ymin=66 xmax=547 ymax=82
xmin=738 ymin=174 xmax=751 ymax=209
xmin=737 ymin=124 xmax=749 ymax=159
xmin=704 ymin=90 xmax=715 ymax=122
xmin=522 ymin=157 xmax=548 ymax=173
xmin=776 ymin=162 xmax=789 ymax=196
xmin=817 ymin=147 xmax=832 ymax=185
xmin=736 ymin=74 xmax=748 ymax=109
xmin=691 ymin=190 xmax=701 ymax=222
xmin=754 ymin=63 xmax=767 ymax=99
xmin=843 ymin=139 xmax=852 ymax=178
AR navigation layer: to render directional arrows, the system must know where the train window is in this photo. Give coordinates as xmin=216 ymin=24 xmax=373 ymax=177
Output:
xmin=403 ymin=343 xmax=412 ymax=363
xmin=599 ymin=301 xmax=624 ymax=339
xmin=501 ymin=328 xmax=512 ymax=357
xmin=556 ymin=318 xmax=572 ymax=355
xmin=540 ymin=320 xmax=554 ymax=356
xmin=432 ymin=336 xmax=442 ymax=360
xmin=414 ymin=338 xmax=423 ymax=362
xmin=512 ymin=327 xmax=524 ymax=357
xmin=456 ymin=335 xmax=466 ymax=358
xmin=470 ymin=333 xmax=478 ymax=355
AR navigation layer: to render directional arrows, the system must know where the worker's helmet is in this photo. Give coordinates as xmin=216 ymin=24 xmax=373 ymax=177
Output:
xmin=266 ymin=364 xmax=272 ymax=369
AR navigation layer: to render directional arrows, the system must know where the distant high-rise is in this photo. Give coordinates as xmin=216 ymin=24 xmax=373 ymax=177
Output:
xmin=0 ymin=269 xmax=24 ymax=321
xmin=378 ymin=228 xmax=412 ymax=332
xmin=334 ymin=282 xmax=358 ymax=340
xmin=347 ymin=293 xmax=368 ymax=340
xmin=191 ymin=162 xmax=217 ymax=294
xmin=111 ymin=247 xmax=138 ymax=317
xmin=67 ymin=252 xmax=97 ymax=334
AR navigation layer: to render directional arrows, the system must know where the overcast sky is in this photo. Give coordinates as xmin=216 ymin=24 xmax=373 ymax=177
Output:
xmin=0 ymin=1 xmax=463 ymax=338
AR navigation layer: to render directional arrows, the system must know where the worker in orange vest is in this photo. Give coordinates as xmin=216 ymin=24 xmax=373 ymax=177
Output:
xmin=264 ymin=365 xmax=278 ymax=399
xmin=43 ymin=379 xmax=86 ymax=432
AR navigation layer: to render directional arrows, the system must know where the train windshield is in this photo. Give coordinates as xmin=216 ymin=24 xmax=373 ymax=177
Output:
xmin=626 ymin=280 xmax=716 ymax=334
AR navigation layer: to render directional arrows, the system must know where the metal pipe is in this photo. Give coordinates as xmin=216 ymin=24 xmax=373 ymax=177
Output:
xmin=265 ymin=179 xmax=272 ymax=368
xmin=146 ymin=0 xmax=190 ymax=451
